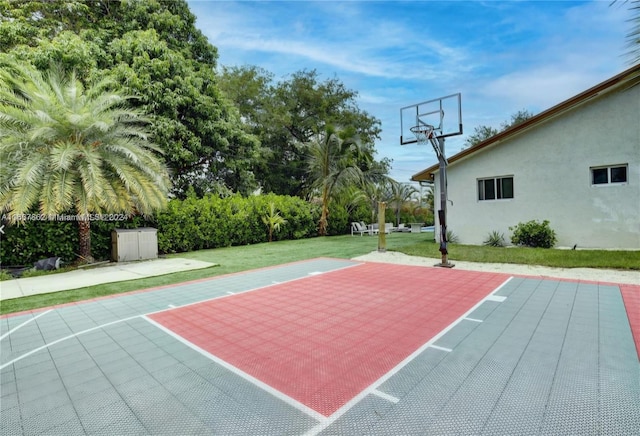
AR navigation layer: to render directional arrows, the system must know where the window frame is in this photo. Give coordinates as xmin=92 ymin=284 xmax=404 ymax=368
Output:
xmin=590 ymin=164 xmax=628 ymax=186
xmin=478 ymin=176 xmax=514 ymax=201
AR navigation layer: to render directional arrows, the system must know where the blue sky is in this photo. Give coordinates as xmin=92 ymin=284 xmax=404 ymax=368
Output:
xmin=187 ymin=0 xmax=633 ymax=183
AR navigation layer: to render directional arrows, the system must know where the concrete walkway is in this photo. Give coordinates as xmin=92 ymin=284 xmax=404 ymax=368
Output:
xmin=0 ymin=258 xmax=216 ymax=301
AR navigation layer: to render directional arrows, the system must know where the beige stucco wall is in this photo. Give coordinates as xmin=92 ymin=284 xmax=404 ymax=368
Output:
xmin=433 ymin=84 xmax=639 ymax=249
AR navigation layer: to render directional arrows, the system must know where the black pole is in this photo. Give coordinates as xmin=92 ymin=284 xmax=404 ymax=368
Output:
xmin=436 ymin=137 xmax=454 ymax=268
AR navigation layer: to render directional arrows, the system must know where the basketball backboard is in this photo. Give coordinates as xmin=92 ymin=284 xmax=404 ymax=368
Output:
xmin=400 ymin=93 xmax=462 ymax=144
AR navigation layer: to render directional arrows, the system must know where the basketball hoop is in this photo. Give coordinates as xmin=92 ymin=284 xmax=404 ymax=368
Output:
xmin=410 ymin=124 xmax=435 ymax=144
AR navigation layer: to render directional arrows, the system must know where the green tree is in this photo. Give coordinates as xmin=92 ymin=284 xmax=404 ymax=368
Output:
xmin=387 ymin=180 xmax=418 ymax=227
xmin=0 ymin=63 xmax=170 ymax=261
xmin=612 ymin=0 xmax=640 ymax=63
xmin=628 ymin=0 xmax=640 ymax=63
xmin=262 ymin=202 xmax=287 ymax=242
xmin=220 ymin=67 xmax=386 ymax=196
xmin=463 ymin=125 xmax=500 ymax=149
xmin=306 ymin=126 xmax=364 ymax=236
xmin=500 ymin=109 xmax=534 ymax=130
xmin=463 ymin=109 xmax=534 ymax=149
xmin=1 ymin=0 xmax=258 ymax=197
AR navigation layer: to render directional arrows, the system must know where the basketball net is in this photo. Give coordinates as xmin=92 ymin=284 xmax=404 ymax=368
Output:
xmin=410 ymin=125 xmax=446 ymax=163
xmin=410 ymin=124 xmax=435 ymax=144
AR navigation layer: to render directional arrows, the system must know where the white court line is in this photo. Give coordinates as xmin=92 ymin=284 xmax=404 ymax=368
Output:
xmin=1 ymin=261 xmax=362 ymax=372
xmin=147 ymin=262 xmax=362 ymax=316
xmin=0 ymin=315 xmax=140 ymax=370
xmin=303 ymin=276 xmax=514 ymax=436
xmin=308 ymin=271 xmax=323 ymax=276
xmin=142 ymin=315 xmax=326 ymax=423
xmin=372 ymin=389 xmax=400 ymax=403
xmin=464 ymin=317 xmax=483 ymax=323
xmin=486 ymin=295 xmax=507 ymax=302
xmin=428 ymin=344 xmax=453 ymax=352
xmin=0 ymin=309 xmax=53 ymax=341
xmin=168 ymin=304 xmax=176 ymax=308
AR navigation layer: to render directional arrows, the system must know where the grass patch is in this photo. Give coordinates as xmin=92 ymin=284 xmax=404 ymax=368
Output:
xmin=400 ymin=240 xmax=640 ymax=270
xmin=1 ymin=232 xmax=637 ymax=315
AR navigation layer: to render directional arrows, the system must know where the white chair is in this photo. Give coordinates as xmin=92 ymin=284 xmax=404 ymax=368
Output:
xmin=351 ymin=222 xmax=368 ymax=236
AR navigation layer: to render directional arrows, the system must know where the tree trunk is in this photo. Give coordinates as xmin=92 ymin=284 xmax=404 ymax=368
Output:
xmin=318 ymin=188 xmax=329 ymax=236
xmin=77 ymin=219 xmax=94 ymax=263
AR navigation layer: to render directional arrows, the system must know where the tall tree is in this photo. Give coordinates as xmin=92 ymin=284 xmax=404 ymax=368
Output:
xmin=220 ymin=67 xmax=385 ymax=196
xmin=463 ymin=109 xmax=534 ymax=148
xmin=0 ymin=0 xmax=258 ymax=197
xmin=305 ymin=126 xmax=363 ymax=236
xmin=612 ymin=0 xmax=640 ymax=63
xmin=0 ymin=63 xmax=170 ymax=261
xmin=628 ymin=0 xmax=640 ymax=63
xmin=387 ymin=180 xmax=418 ymax=227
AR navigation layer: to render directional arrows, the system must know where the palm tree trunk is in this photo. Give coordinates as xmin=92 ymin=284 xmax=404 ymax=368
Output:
xmin=78 ymin=219 xmax=93 ymax=262
xmin=319 ymin=187 xmax=330 ymax=236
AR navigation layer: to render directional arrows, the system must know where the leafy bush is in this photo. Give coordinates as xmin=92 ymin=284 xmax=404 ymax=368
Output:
xmin=510 ymin=220 xmax=557 ymax=248
xmin=154 ymin=193 xmax=319 ymax=253
xmin=483 ymin=230 xmax=506 ymax=247
xmin=0 ymin=216 xmax=152 ymax=266
xmin=1 ymin=194 xmax=322 ymax=264
xmin=0 ymin=220 xmax=78 ymax=266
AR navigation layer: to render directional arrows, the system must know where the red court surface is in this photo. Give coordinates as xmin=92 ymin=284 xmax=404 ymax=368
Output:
xmin=149 ymin=263 xmax=508 ymax=416
xmin=621 ymin=284 xmax=640 ymax=359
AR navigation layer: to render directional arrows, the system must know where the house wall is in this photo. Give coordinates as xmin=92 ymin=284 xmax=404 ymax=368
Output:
xmin=434 ymin=84 xmax=639 ymax=249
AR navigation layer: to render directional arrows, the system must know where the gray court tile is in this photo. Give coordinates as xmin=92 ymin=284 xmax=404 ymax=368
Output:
xmin=21 ymin=403 xmax=79 ymax=435
xmin=378 ymin=347 xmax=449 ymax=399
xmin=0 ymin=405 xmax=21 ymax=436
xmin=433 ymin=318 xmax=481 ymax=350
xmin=78 ymin=400 xmax=138 ymax=434
xmin=66 ymin=377 xmax=114 ymax=402
xmin=320 ymin=395 xmax=395 ymax=435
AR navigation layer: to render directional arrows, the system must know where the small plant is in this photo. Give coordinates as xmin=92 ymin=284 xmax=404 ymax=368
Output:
xmin=0 ymin=270 xmax=12 ymax=281
xmin=483 ymin=230 xmax=506 ymax=247
xmin=445 ymin=230 xmax=459 ymax=244
xmin=262 ymin=202 xmax=287 ymax=242
xmin=510 ymin=220 xmax=557 ymax=248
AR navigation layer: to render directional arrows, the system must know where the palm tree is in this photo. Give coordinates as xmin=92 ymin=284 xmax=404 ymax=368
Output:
xmin=0 ymin=62 xmax=171 ymax=262
xmin=387 ymin=180 xmax=418 ymax=227
xmin=262 ymin=202 xmax=287 ymax=242
xmin=305 ymin=126 xmax=363 ymax=236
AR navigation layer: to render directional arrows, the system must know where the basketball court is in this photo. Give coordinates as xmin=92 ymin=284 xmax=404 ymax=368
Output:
xmin=1 ymin=258 xmax=639 ymax=435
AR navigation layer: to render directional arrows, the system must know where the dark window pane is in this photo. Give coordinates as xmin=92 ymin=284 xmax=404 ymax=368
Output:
xmin=592 ymin=168 xmax=608 ymax=184
xmin=501 ymin=177 xmax=514 ymax=198
xmin=611 ymin=166 xmax=627 ymax=183
xmin=484 ymin=179 xmax=495 ymax=200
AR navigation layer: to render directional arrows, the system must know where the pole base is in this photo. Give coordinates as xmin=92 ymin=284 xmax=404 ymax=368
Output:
xmin=434 ymin=262 xmax=455 ymax=268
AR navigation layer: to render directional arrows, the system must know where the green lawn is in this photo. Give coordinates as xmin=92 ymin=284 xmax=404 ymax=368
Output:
xmin=1 ymin=232 xmax=638 ymax=315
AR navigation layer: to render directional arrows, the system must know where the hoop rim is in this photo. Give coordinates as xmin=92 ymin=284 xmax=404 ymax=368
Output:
xmin=410 ymin=124 xmax=435 ymax=140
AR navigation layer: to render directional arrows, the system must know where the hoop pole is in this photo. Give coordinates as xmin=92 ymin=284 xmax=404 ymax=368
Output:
xmin=435 ymin=137 xmax=454 ymax=268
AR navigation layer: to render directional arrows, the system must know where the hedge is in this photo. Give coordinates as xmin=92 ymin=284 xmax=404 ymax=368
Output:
xmin=0 ymin=194 xmax=325 ymax=265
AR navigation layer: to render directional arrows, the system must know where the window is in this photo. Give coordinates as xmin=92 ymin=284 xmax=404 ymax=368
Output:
xmin=591 ymin=164 xmax=628 ymax=185
xmin=478 ymin=176 xmax=514 ymax=201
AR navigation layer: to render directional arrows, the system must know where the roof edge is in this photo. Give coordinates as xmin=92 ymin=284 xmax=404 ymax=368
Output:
xmin=411 ymin=63 xmax=640 ymax=181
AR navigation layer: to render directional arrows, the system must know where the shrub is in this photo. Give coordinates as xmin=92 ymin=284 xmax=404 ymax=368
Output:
xmin=154 ymin=194 xmax=319 ymax=253
xmin=510 ymin=220 xmax=557 ymax=248
xmin=446 ymin=230 xmax=459 ymax=244
xmin=2 ymin=194 xmax=320 ymax=264
xmin=483 ymin=230 xmax=506 ymax=247
xmin=0 ymin=220 xmax=78 ymax=266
